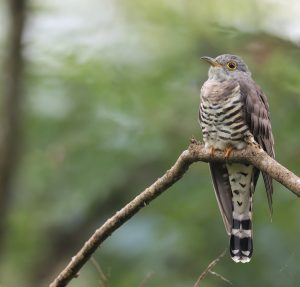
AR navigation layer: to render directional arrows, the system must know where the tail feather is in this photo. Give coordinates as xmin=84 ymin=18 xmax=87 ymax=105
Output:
xmin=226 ymin=163 xmax=254 ymax=263
xmin=230 ymin=218 xmax=253 ymax=263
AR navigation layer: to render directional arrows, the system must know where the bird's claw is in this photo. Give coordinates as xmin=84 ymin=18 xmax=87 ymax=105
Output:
xmin=224 ymin=146 xmax=234 ymax=158
xmin=209 ymin=146 xmax=216 ymax=157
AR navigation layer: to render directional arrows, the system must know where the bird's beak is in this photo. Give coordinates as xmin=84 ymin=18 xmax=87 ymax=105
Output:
xmin=200 ymin=56 xmax=221 ymax=67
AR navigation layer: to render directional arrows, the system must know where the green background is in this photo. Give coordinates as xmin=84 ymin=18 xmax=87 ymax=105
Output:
xmin=0 ymin=0 xmax=300 ymax=286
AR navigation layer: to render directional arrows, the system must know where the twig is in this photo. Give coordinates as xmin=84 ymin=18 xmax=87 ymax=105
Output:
xmin=193 ymin=249 xmax=226 ymax=287
xmin=90 ymin=257 xmax=108 ymax=287
xmin=208 ymin=270 xmax=232 ymax=285
xmin=49 ymin=142 xmax=300 ymax=287
xmin=138 ymin=271 xmax=154 ymax=287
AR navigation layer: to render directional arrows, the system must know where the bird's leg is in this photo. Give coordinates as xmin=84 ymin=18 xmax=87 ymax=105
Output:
xmin=224 ymin=146 xmax=234 ymax=158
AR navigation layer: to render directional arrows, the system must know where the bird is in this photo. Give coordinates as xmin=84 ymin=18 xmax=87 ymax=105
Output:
xmin=198 ymin=54 xmax=275 ymax=263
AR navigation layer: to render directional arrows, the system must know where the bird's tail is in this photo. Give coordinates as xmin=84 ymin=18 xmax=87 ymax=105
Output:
xmin=229 ymin=197 xmax=253 ymax=263
xmin=226 ymin=163 xmax=254 ymax=263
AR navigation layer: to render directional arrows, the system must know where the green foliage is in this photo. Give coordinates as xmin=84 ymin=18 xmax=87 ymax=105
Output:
xmin=0 ymin=0 xmax=300 ymax=286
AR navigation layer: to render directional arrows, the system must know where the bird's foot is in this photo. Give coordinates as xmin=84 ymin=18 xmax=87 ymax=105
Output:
xmin=224 ymin=146 xmax=234 ymax=158
xmin=208 ymin=146 xmax=216 ymax=157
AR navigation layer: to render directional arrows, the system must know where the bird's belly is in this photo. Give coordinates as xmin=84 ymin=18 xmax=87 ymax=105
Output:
xmin=200 ymin=97 xmax=249 ymax=150
xmin=204 ymin=123 xmax=247 ymax=150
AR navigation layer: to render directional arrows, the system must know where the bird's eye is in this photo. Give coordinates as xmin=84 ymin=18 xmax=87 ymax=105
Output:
xmin=227 ymin=61 xmax=237 ymax=70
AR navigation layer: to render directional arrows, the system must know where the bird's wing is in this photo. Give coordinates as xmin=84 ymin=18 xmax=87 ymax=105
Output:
xmin=239 ymin=77 xmax=275 ymax=212
xmin=209 ymin=162 xmax=233 ymax=235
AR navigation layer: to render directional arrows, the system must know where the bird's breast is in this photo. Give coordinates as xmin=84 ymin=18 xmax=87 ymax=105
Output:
xmin=200 ymin=80 xmax=249 ymax=150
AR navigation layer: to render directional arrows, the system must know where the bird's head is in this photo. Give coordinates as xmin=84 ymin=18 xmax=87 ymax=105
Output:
xmin=201 ymin=54 xmax=251 ymax=81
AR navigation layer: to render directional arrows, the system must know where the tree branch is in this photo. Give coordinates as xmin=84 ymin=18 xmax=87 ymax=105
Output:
xmin=32 ymin=159 xmax=162 ymax=287
xmin=49 ymin=142 xmax=300 ymax=287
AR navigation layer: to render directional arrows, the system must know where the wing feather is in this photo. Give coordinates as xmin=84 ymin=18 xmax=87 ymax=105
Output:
xmin=239 ymin=78 xmax=275 ymax=211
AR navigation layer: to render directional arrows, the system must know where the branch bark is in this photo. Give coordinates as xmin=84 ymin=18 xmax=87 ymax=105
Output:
xmin=49 ymin=142 xmax=300 ymax=287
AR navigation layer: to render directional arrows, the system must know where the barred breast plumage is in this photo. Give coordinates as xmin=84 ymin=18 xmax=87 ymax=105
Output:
xmin=199 ymin=54 xmax=275 ymax=263
xmin=199 ymin=80 xmax=250 ymax=150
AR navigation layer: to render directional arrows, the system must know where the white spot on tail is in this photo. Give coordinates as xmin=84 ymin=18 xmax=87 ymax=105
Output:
xmin=241 ymin=250 xmax=251 ymax=256
xmin=240 ymin=257 xmax=251 ymax=263
xmin=231 ymin=229 xmax=252 ymax=237
xmin=231 ymin=256 xmax=251 ymax=263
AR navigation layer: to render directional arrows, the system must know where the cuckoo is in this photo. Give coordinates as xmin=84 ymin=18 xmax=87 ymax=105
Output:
xmin=199 ymin=54 xmax=275 ymax=263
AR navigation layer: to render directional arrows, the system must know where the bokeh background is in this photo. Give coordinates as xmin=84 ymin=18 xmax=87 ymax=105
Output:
xmin=0 ymin=0 xmax=300 ymax=286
